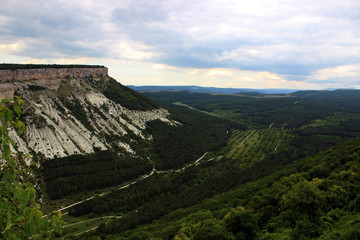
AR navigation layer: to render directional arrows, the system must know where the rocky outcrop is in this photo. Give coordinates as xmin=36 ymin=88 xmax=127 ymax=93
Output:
xmin=0 ymin=67 xmax=108 ymax=99
xmin=0 ymin=67 xmax=108 ymax=83
xmin=0 ymin=67 xmax=179 ymax=161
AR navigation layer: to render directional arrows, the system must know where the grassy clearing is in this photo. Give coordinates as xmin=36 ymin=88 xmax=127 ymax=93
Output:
xmin=301 ymin=112 xmax=360 ymax=129
xmin=225 ymin=128 xmax=289 ymax=166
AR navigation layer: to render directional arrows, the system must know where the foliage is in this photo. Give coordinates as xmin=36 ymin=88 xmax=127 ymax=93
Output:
xmin=0 ymin=97 xmax=62 ymax=239
xmin=42 ymin=151 xmax=152 ymax=199
xmin=81 ymin=135 xmax=360 ymax=239
xmin=223 ymin=207 xmax=259 ymax=240
xmin=102 ymin=78 xmax=160 ymax=110
xmin=146 ymin=105 xmax=242 ymax=170
xmin=37 ymin=90 xmax=360 ymax=239
xmin=143 ymin=90 xmax=360 ymax=128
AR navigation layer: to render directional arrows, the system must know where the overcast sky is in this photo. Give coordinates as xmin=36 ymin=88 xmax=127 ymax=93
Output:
xmin=1 ymin=0 xmax=359 ymax=89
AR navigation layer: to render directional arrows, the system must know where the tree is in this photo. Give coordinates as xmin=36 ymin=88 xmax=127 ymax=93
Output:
xmin=277 ymin=174 xmax=325 ymax=239
xmin=0 ymin=97 xmax=62 ymax=239
xmin=223 ymin=206 xmax=259 ymax=240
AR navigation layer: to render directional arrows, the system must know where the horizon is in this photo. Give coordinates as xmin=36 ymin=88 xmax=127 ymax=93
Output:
xmin=1 ymin=0 xmax=359 ymax=90
xmin=126 ymin=84 xmax=359 ymax=90
xmin=126 ymin=84 xmax=360 ymax=94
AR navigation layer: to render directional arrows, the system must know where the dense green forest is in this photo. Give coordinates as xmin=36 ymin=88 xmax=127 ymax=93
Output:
xmin=146 ymin=105 xmax=242 ymax=170
xmin=142 ymin=90 xmax=360 ymax=128
xmin=92 ymin=138 xmax=360 ymax=240
xmin=42 ymin=151 xmax=152 ymax=199
xmin=39 ymin=89 xmax=360 ymax=239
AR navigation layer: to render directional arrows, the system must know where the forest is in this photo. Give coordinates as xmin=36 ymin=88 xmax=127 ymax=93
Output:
xmin=42 ymin=151 xmax=152 ymax=199
xmin=39 ymin=89 xmax=360 ymax=239
xmin=142 ymin=90 xmax=360 ymax=128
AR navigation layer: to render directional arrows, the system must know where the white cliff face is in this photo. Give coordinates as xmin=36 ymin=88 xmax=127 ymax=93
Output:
xmin=8 ymin=75 xmax=178 ymax=160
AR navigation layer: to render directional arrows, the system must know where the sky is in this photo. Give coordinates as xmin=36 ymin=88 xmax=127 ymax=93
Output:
xmin=1 ymin=0 xmax=360 ymax=90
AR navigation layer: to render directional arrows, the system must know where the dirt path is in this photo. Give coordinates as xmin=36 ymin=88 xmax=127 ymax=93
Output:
xmin=55 ymin=152 xmax=209 ymax=237
xmin=52 ymin=153 xmax=208 ymax=214
xmin=62 ymin=215 xmax=122 ymax=229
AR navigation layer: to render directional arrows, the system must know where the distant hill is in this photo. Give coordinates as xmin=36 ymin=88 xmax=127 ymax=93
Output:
xmin=292 ymin=89 xmax=360 ymax=99
xmin=127 ymin=85 xmax=298 ymax=94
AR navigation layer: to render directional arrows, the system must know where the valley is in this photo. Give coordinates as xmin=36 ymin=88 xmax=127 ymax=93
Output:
xmin=1 ymin=65 xmax=360 ymax=239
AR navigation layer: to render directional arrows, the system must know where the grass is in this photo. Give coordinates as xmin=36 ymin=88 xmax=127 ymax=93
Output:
xmin=224 ymin=128 xmax=290 ymax=166
xmin=301 ymin=112 xmax=360 ymax=129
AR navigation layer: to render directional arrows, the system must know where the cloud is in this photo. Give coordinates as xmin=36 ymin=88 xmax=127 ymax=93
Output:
xmin=0 ymin=42 xmax=25 ymax=53
xmin=207 ymin=69 xmax=233 ymax=77
xmin=1 ymin=0 xmax=359 ymax=89
xmin=306 ymin=64 xmax=360 ymax=87
xmin=186 ymin=67 xmax=321 ymax=89
xmin=111 ymin=41 xmax=161 ymax=61
xmin=152 ymin=64 xmax=178 ymax=70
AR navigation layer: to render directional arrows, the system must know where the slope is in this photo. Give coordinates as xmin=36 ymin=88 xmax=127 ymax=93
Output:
xmin=63 ymin=89 xmax=360 ymax=239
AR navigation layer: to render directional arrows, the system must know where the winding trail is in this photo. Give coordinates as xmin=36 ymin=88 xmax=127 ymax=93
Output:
xmin=73 ymin=227 xmax=98 ymax=237
xmin=62 ymin=216 xmax=122 ymax=229
xmin=52 ymin=152 xmax=208 ymax=214
xmin=55 ymin=152 xmax=209 ymax=236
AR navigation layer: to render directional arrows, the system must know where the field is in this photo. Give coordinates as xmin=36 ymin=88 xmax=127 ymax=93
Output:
xmin=226 ymin=128 xmax=289 ymax=164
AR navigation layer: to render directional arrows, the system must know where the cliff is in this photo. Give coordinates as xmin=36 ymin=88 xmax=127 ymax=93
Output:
xmin=0 ymin=66 xmax=178 ymax=161
xmin=0 ymin=67 xmax=108 ymax=99
xmin=0 ymin=67 xmax=108 ymax=82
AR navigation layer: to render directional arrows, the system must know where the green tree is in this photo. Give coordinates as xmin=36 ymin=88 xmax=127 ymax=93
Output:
xmin=277 ymin=175 xmax=325 ymax=239
xmin=193 ymin=218 xmax=234 ymax=240
xmin=223 ymin=206 xmax=259 ymax=240
xmin=0 ymin=97 xmax=62 ymax=239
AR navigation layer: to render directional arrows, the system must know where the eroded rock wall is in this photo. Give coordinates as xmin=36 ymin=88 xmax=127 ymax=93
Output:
xmin=0 ymin=67 xmax=108 ymax=83
xmin=0 ymin=67 xmax=108 ymax=99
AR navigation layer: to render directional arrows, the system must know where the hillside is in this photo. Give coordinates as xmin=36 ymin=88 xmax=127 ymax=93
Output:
xmin=1 ymin=67 xmax=360 ymax=239
xmin=69 ymin=89 xmax=360 ymax=240
xmin=0 ymin=66 xmax=171 ymax=160
xmin=0 ymin=64 xmax=234 ymax=205
xmin=93 ymin=137 xmax=360 ymax=240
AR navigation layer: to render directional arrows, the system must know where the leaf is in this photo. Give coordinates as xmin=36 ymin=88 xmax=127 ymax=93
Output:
xmin=13 ymin=105 xmax=21 ymax=118
xmin=1 ymin=98 xmax=9 ymax=105
xmin=4 ymin=212 xmax=13 ymax=232
xmin=3 ymin=144 xmax=10 ymax=157
xmin=2 ymin=135 xmax=8 ymax=147
xmin=15 ymin=97 xmax=24 ymax=105
xmin=14 ymin=216 xmax=25 ymax=223
xmin=1 ymin=126 xmax=6 ymax=136
xmin=4 ymin=109 xmax=13 ymax=123
xmin=17 ymin=121 xmax=26 ymax=135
